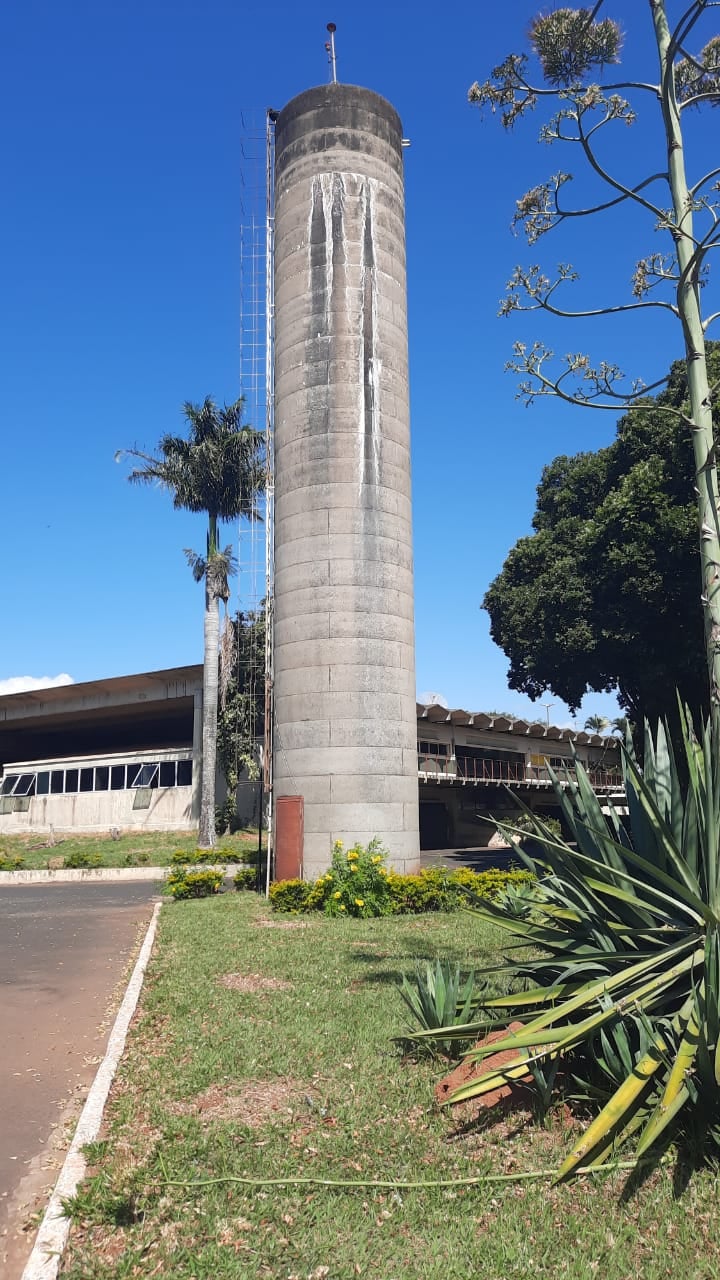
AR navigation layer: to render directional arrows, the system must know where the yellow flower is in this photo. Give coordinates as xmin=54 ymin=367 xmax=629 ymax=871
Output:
xmin=333 ymin=891 xmax=342 ymax=899
xmin=371 ymin=855 xmax=382 ymax=865
xmin=347 ymin=850 xmax=359 ymax=861
xmin=339 ymin=904 xmax=346 ymax=912
xmin=355 ymin=898 xmax=364 ymax=907
xmin=350 ymin=865 xmax=358 ymax=872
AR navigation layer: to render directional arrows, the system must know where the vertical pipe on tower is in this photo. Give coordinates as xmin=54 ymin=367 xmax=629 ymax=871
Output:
xmin=272 ymin=83 xmax=419 ymax=877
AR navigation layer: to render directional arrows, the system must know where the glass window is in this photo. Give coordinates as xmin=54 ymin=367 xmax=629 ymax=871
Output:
xmin=159 ymin=761 xmax=176 ymax=788
xmin=14 ymin=774 xmax=36 ymax=796
xmin=127 ymin=763 xmax=158 ymax=788
xmin=1 ymin=775 xmax=18 ymax=796
xmin=80 ymin=768 xmax=93 ymax=792
xmin=51 ymin=772 xmax=64 ymax=794
xmin=95 ymin=766 xmax=109 ymax=791
xmin=110 ymin=765 xmax=126 ymax=790
xmin=36 ymin=772 xmax=50 ymax=795
xmin=177 ymin=760 xmax=192 ymax=787
xmin=64 ymin=769 xmax=79 ymax=793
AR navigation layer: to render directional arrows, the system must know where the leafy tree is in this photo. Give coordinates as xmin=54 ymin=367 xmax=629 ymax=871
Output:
xmin=119 ymin=398 xmax=264 ymax=847
xmin=484 ymin=349 xmax=719 ymax=728
xmin=583 ymin=715 xmax=609 ymax=734
xmin=472 ymin=3 xmax=720 ymax=701
xmin=216 ymin=606 xmax=266 ymax=833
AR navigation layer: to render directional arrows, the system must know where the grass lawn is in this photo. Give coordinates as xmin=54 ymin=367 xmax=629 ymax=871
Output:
xmin=59 ymin=894 xmax=720 ymax=1280
xmin=0 ymin=828 xmax=262 ymax=870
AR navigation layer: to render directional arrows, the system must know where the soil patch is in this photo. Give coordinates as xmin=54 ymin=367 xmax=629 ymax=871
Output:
xmin=219 ymin=972 xmax=292 ymax=993
xmin=253 ymin=919 xmax=308 ymax=930
xmin=435 ymin=1022 xmax=533 ymax=1117
xmin=169 ymin=1080 xmax=305 ymax=1128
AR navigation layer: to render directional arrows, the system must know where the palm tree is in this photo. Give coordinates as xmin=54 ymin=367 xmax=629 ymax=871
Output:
xmin=583 ymin=714 xmax=610 ymax=734
xmin=119 ymin=397 xmax=264 ymax=847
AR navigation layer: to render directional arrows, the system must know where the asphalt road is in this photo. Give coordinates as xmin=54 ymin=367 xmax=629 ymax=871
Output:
xmin=0 ymin=882 xmax=160 ymax=1278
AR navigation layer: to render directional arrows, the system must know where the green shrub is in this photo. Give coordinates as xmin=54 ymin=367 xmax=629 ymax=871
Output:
xmin=386 ymin=868 xmax=455 ymax=914
xmin=233 ymin=866 xmax=256 ymax=892
xmin=448 ymin=866 xmax=535 ymax=899
xmin=171 ymin=847 xmax=255 ymax=868
xmin=321 ymin=839 xmax=394 ymax=918
xmin=219 ymin=849 xmax=257 ymax=865
xmin=123 ymin=851 xmax=151 ymax=867
xmin=268 ymin=878 xmax=312 ymax=913
xmin=170 ymin=848 xmax=215 ymax=867
xmin=65 ymin=850 xmax=104 ymax=869
xmin=269 ymin=860 xmax=535 ymax=915
xmin=0 ymin=853 xmax=25 ymax=871
xmin=166 ymin=868 xmax=224 ymax=900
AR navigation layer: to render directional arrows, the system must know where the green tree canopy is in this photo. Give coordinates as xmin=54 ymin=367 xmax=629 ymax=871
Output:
xmin=484 ymin=346 xmax=720 ymax=726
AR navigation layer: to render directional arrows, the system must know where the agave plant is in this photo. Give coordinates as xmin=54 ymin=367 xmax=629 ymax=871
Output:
xmin=426 ymin=707 xmax=720 ymax=1178
xmin=399 ymin=959 xmax=481 ymax=1058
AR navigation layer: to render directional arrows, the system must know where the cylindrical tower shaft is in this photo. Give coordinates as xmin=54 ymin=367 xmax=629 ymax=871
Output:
xmin=272 ymin=83 xmax=419 ymax=877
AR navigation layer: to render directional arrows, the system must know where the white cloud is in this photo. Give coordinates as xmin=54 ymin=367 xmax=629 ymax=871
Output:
xmin=0 ymin=673 xmax=74 ymax=696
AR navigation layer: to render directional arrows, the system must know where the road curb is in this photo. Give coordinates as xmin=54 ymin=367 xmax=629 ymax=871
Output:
xmin=20 ymin=901 xmax=162 ymax=1280
xmin=0 ymin=865 xmax=234 ymax=886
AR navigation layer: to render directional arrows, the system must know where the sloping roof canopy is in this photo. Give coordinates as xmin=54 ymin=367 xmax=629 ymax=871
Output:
xmin=416 ymin=703 xmax=617 ymax=749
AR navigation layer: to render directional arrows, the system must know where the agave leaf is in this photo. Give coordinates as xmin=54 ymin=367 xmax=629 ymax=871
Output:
xmin=555 ymin=1036 xmax=668 ymax=1182
xmin=583 ymin=1105 xmax=652 ymax=1169
xmin=498 ymin=814 xmax=706 ymax=924
xmin=653 ymin=719 xmax=674 ymax=828
xmin=560 ymin=833 xmax=707 ymax=923
xmin=461 ymin=950 xmax=699 ymax=1081
xmin=636 ymin=1086 xmax=690 ymax=1157
xmin=482 ymin=982 xmax=587 ymax=1009
xmin=622 ymin=751 xmax=703 ymax=902
xmin=636 ymin=999 xmax=698 ymax=1155
xmin=581 ymin=873 xmax=686 ymax=924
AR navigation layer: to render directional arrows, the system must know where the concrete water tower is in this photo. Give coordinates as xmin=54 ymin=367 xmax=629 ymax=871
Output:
xmin=271 ymin=68 xmax=419 ymax=878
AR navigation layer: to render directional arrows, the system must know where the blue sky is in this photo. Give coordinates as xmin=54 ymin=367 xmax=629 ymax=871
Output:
xmin=2 ymin=1 xmax=718 ymax=726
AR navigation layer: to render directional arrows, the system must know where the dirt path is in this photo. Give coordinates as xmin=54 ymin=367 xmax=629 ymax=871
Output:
xmin=0 ymin=882 xmax=160 ymax=1278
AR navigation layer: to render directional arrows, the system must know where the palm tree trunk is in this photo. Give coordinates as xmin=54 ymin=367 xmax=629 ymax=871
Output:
xmin=199 ymin=520 xmax=220 ymax=849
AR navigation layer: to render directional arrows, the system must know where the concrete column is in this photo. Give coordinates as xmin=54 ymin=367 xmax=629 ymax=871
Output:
xmin=272 ymin=83 xmax=420 ymax=877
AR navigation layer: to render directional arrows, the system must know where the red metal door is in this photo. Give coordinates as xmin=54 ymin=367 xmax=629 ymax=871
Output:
xmin=274 ymin=795 xmax=304 ymax=881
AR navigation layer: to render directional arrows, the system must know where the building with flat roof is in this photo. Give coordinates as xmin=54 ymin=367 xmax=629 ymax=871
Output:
xmin=0 ymin=666 xmax=621 ymax=851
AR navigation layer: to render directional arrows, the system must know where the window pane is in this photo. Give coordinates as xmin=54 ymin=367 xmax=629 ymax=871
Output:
xmin=95 ymin=766 xmax=109 ymax=791
xmin=127 ymin=763 xmax=142 ymax=788
xmin=51 ymin=772 xmax=64 ymax=794
xmin=159 ymin=761 xmax=176 ymax=788
xmin=80 ymin=768 xmax=93 ymax=792
xmin=64 ymin=769 xmax=79 ymax=793
xmin=110 ymin=765 xmax=125 ymax=790
xmin=14 ymin=774 xmax=36 ymax=796
xmin=177 ymin=760 xmax=192 ymax=787
xmin=1 ymin=775 xmax=18 ymax=796
xmin=133 ymin=763 xmax=158 ymax=788
xmin=36 ymin=772 xmax=50 ymax=795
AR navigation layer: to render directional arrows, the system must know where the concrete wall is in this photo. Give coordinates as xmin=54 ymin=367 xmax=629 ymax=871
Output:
xmin=0 ymin=748 xmax=195 ymax=834
xmin=272 ymin=83 xmax=420 ymax=877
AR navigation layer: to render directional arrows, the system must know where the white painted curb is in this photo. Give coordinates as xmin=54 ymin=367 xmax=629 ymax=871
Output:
xmin=0 ymin=864 xmax=236 ymax=886
xmin=20 ymin=902 xmax=163 ymax=1280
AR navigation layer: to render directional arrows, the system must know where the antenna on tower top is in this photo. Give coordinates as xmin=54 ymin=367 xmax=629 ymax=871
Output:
xmin=325 ymin=23 xmax=338 ymax=83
